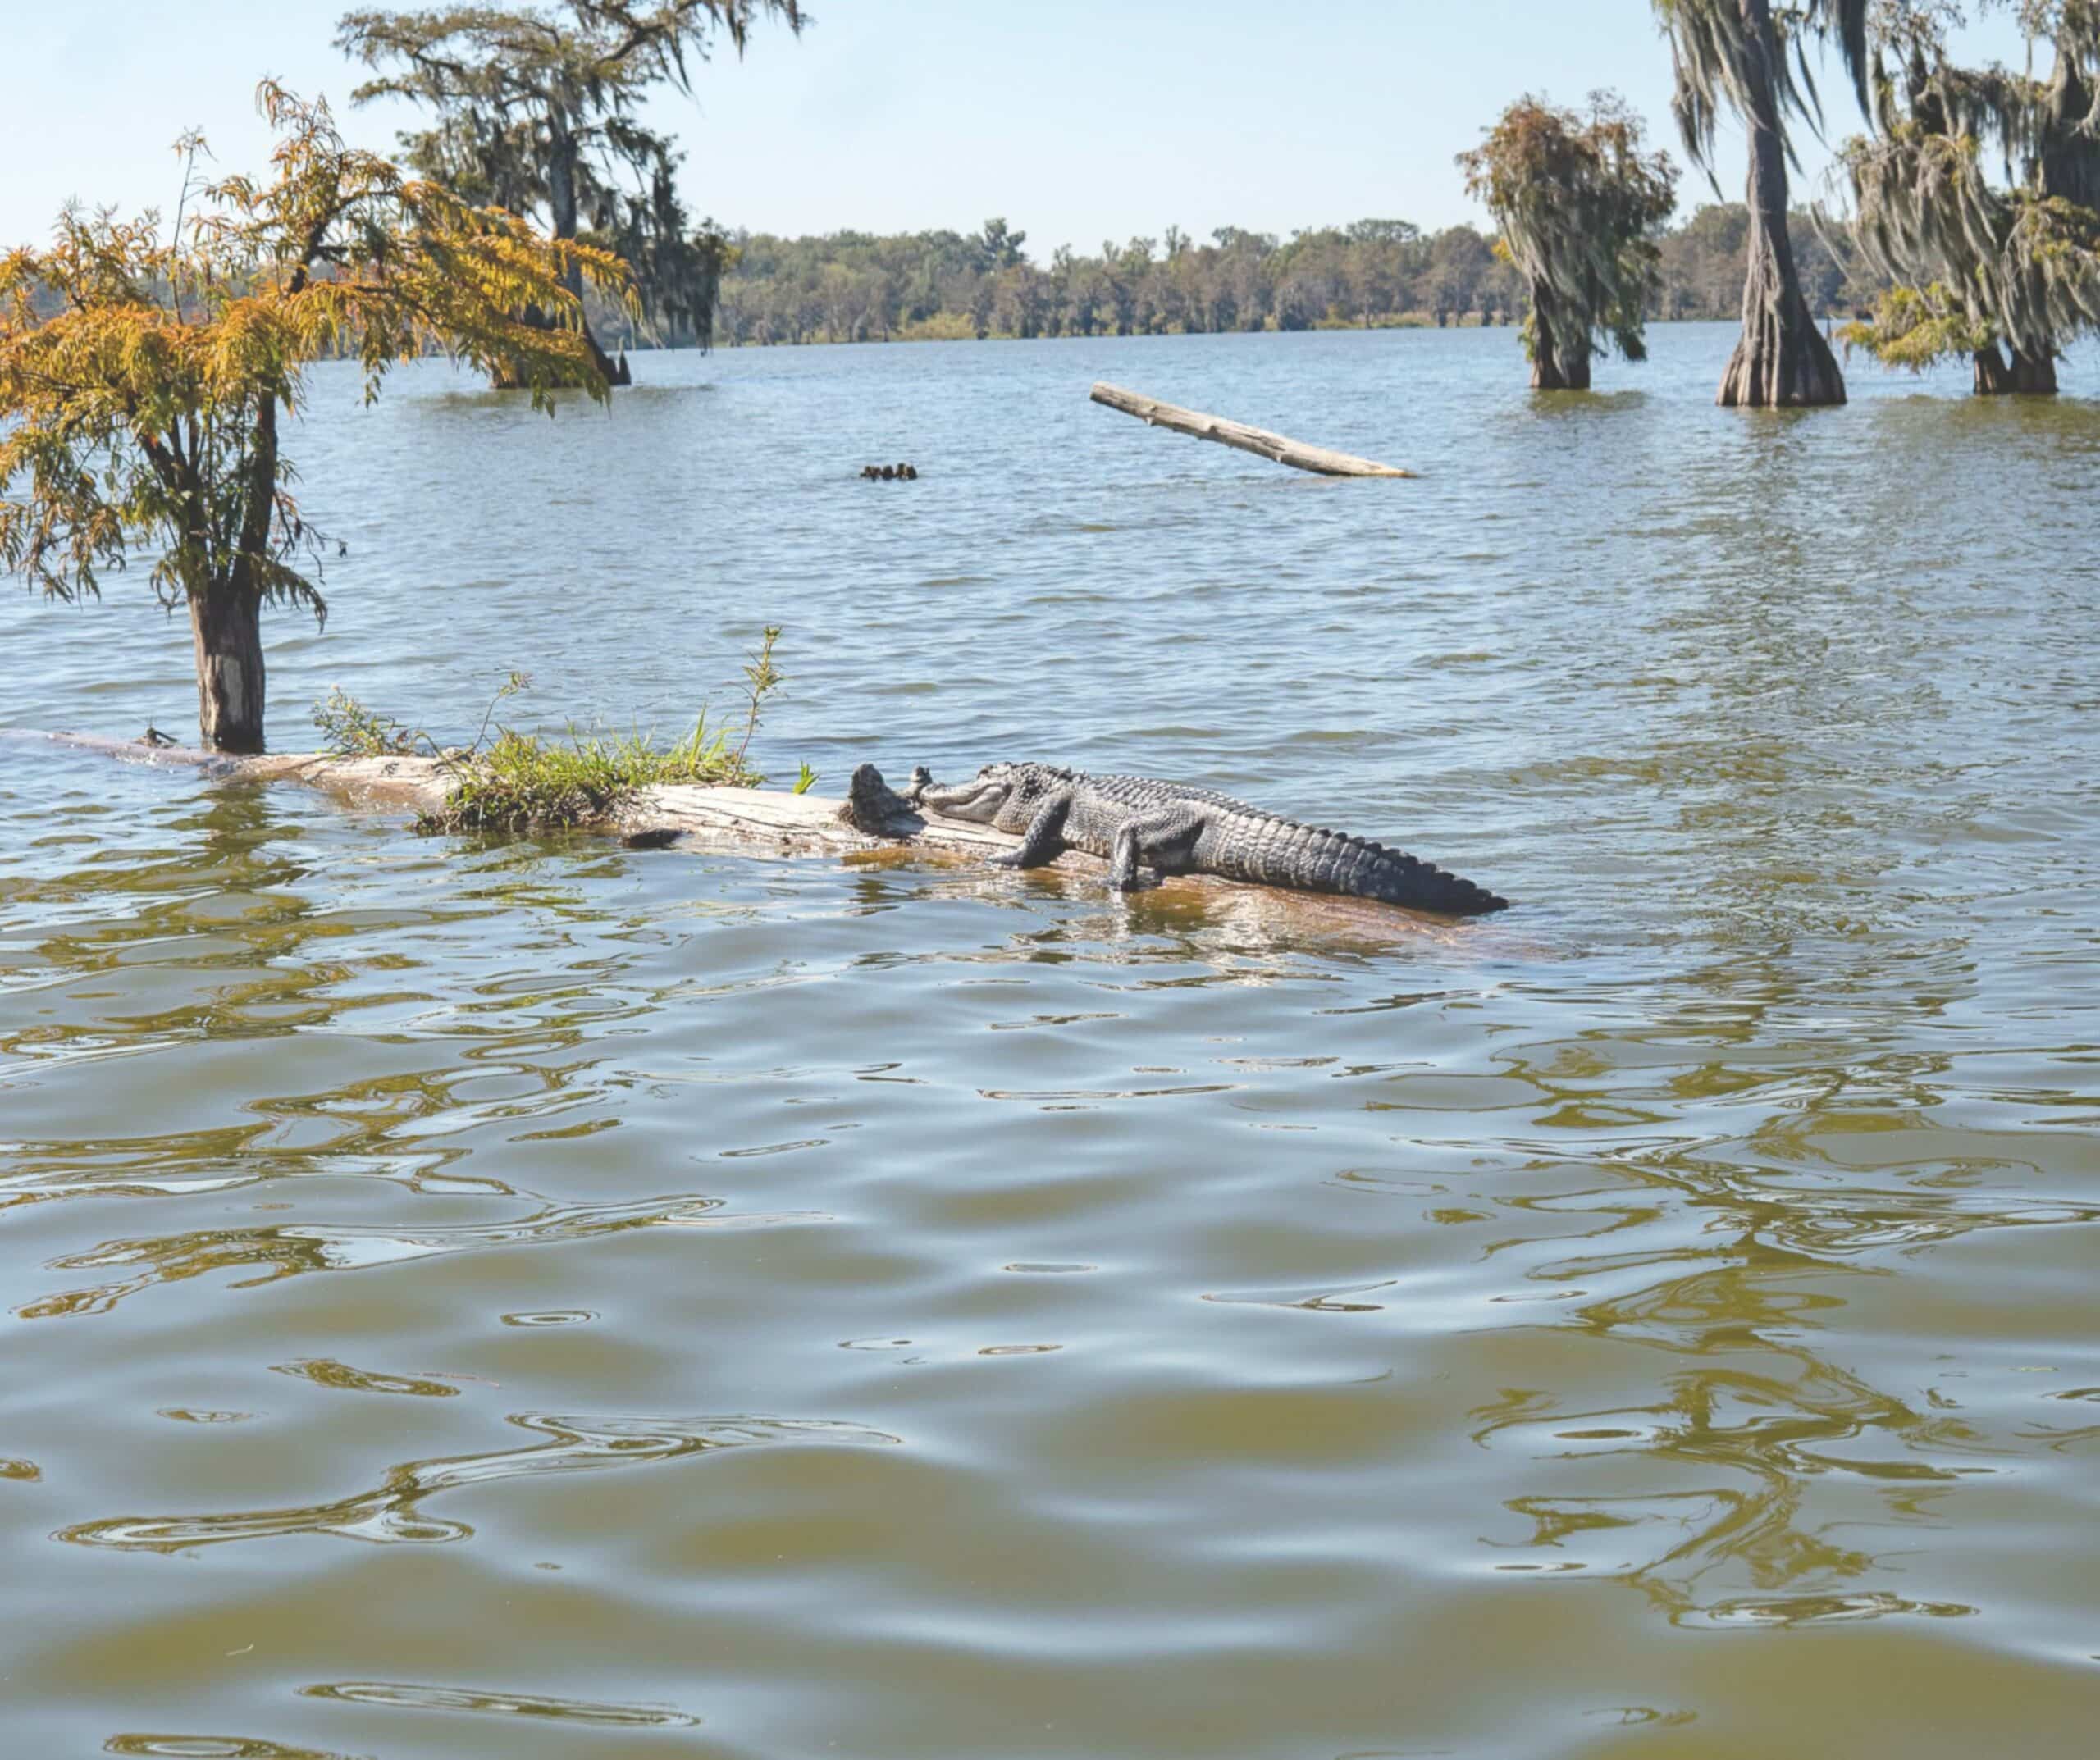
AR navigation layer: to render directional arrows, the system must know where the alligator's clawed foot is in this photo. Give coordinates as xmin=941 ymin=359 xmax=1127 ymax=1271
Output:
xmin=1110 ymin=868 xmax=1164 ymax=894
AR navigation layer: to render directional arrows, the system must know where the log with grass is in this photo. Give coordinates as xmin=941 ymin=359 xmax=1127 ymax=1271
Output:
xmin=22 ymin=733 xmax=1472 ymax=942
xmin=1089 ymin=382 xmax=1417 ymax=478
xmin=19 ymin=732 xmax=993 ymax=858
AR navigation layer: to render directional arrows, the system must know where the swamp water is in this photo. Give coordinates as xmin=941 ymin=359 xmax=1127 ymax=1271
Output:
xmin=2 ymin=324 xmax=2098 ymax=1758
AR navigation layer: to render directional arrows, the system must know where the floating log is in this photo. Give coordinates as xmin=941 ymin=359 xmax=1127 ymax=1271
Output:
xmin=22 ymin=735 xmax=1026 ymax=864
xmin=25 ymin=733 xmax=1474 ymax=941
xmin=1089 ymin=382 xmax=1416 ymax=478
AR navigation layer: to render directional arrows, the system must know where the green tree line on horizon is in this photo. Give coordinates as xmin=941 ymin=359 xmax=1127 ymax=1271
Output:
xmin=605 ymin=207 xmax=1876 ymax=349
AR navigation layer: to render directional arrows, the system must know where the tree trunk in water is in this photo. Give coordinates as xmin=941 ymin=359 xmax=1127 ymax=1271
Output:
xmin=1528 ymin=290 xmax=1591 ymax=391
xmin=1531 ymin=353 xmax=1577 ymax=391
xmin=2009 ymin=347 xmax=2058 ymax=395
xmin=1717 ymin=0 xmax=1846 ymax=408
xmin=189 ymin=589 xmax=267 ymax=754
xmin=488 ymin=306 xmax=629 ymax=390
xmin=1977 ymin=340 xmax=2059 ymax=394
xmin=487 ymin=120 xmax=628 ymax=391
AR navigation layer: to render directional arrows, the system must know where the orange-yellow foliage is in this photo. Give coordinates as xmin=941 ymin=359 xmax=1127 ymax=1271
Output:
xmin=0 ymin=82 xmax=634 ymax=620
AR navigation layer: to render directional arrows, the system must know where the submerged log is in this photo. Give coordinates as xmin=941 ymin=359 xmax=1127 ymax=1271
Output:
xmin=1089 ymin=382 xmax=1417 ymax=478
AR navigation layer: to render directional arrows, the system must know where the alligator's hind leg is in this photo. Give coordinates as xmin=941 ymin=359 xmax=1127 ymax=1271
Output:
xmin=1108 ymin=808 xmax=1205 ymax=891
xmin=992 ymin=790 xmax=1073 ymax=869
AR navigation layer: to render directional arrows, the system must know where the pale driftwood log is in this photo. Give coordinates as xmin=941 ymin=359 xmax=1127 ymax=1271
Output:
xmin=23 ymin=732 xmax=458 ymax=814
xmin=26 ymin=734 xmax=1480 ymax=939
xmin=1089 ymin=382 xmax=1417 ymax=478
xmin=22 ymin=733 xmax=1050 ymax=864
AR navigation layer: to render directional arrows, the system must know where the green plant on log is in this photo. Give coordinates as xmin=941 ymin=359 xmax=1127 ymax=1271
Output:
xmin=418 ymin=631 xmax=810 ymax=832
xmin=314 ymin=668 xmax=527 ymax=759
xmin=1458 ymin=91 xmax=1678 ymax=390
xmin=313 ymin=686 xmax=431 ymax=757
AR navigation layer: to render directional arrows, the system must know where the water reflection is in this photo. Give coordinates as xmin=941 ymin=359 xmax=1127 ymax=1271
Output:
xmin=5 ymin=329 xmax=2098 ymax=1758
xmin=299 ymin=1680 xmax=700 ymax=1728
xmin=272 ymin=1358 xmax=462 ymax=1398
xmin=104 ymin=1738 xmax=362 ymax=1760
xmin=17 ymin=1191 xmax=818 ymax=1318
xmin=62 ymin=1411 xmax=899 ymax=1550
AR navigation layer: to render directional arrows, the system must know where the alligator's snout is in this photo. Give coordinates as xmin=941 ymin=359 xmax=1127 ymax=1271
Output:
xmin=917 ymin=769 xmax=1013 ymax=823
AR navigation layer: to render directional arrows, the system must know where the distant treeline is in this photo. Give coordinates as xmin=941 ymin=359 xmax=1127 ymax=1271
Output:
xmin=632 ymin=207 xmax=1879 ymax=348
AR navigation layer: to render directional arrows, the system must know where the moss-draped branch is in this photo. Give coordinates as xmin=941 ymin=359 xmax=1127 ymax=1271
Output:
xmin=1837 ymin=2 xmax=2100 ymax=370
xmin=1459 ymin=93 xmax=1680 ymax=380
xmin=336 ymin=2 xmax=804 ymax=344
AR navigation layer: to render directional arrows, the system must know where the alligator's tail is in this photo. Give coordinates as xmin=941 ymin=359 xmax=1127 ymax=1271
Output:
xmin=1355 ymin=839 xmax=1509 ymax=915
xmin=1311 ymin=828 xmax=1510 ymax=914
xmin=1232 ymin=818 xmax=1509 ymax=915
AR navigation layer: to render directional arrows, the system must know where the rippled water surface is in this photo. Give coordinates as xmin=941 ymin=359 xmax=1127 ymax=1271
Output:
xmin=5 ymin=326 xmax=2100 ymax=1758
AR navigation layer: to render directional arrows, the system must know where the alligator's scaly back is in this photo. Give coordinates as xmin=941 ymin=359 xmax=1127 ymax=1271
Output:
xmin=1042 ymin=770 xmax=1506 ymax=915
xmin=915 ymin=763 xmax=1508 ymax=916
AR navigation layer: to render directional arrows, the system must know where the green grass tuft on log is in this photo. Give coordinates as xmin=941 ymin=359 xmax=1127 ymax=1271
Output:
xmin=315 ymin=630 xmax=815 ymax=836
xmin=421 ymin=716 xmax=778 ymax=834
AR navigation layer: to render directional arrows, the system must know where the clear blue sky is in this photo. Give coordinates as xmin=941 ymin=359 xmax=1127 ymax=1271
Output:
xmin=1 ymin=1 xmax=2038 ymax=253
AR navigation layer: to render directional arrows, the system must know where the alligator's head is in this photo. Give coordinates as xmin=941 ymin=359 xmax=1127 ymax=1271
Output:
xmin=916 ymin=763 xmax=1048 ymax=834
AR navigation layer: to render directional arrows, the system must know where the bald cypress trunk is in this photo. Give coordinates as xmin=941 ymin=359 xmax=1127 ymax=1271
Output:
xmin=489 ymin=316 xmax=628 ymax=389
xmin=487 ymin=119 xmax=628 ymax=390
xmin=180 ymin=392 xmax=281 ymax=753
xmin=1717 ymin=0 xmax=1846 ymax=408
xmin=1976 ymin=340 xmax=2060 ymax=394
xmin=1527 ymin=288 xmax=1591 ymax=391
xmin=1981 ymin=41 xmax=2084 ymax=399
xmin=1531 ymin=351 xmax=1577 ymax=391
xmin=2009 ymin=346 xmax=2058 ymax=395
xmin=189 ymin=588 xmax=267 ymax=754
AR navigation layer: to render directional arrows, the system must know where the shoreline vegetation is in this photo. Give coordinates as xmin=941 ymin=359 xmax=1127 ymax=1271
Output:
xmin=587 ymin=204 xmax=1879 ymax=352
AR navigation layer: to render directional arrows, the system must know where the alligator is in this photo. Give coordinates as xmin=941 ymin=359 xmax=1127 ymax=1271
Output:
xmin=906 ymin=763 xmax=1508 ymax=915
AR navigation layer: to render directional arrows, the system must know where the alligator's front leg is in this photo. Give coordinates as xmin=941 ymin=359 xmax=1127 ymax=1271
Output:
xmin=1108 ymin=807 xmax=1206 ymax=891
xmin=992 ymin=790 xmax=1074 ymax=869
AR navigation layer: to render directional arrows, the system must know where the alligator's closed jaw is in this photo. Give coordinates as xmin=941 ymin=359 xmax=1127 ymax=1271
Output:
xmin=916 ymin=777 xmax=1009 ymax=823
xmin=916 ymin=762 xmax=1508 ymax=916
